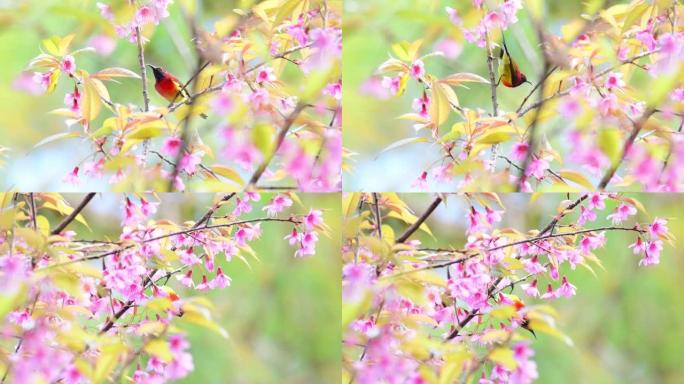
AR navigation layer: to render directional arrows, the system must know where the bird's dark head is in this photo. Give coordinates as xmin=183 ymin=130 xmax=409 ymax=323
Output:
xmin=147 ymin=65 xmax=165 ymax=81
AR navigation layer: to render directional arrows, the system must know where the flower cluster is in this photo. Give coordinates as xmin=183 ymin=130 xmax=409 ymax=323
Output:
xmin=0 ymin=192 xmax=325 ymax=383
xmin=97 ymin=0 xmax=173 ymax=43
xmin=20 ymin=1 xmax=342 ymax=191
xmin=366 ymin=0 xmax=684 ymax=191
xmin=342 ymin=193 xmax=670 ymax=383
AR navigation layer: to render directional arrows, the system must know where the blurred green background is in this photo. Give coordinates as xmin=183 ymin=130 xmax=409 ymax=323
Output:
xmin=343 ymin=0 xmax=641 ymax=191
xmin=388 ymin=193 xmax=684 ymax=384
xmin=60 ymin=192 xmax=340 ymax=383
xmin=0 ymin=0 xmax=266 ymax=191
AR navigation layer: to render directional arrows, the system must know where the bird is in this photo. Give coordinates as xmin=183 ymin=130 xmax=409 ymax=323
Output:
xmin=147 ymin=64 xmax=207 ymax=119
xmin=497 ymin=35 xmax=531 ymax=88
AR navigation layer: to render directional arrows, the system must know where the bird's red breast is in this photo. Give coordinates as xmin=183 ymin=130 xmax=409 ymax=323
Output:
xmin=155 ymin=75 xmax=183 ymax=102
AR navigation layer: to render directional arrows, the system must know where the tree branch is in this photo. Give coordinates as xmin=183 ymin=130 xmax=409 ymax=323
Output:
xmin=135 ymin=26 xmax=152 ymax=161
xmin=371 ymin=193 xmax=382 ymax=239
xmin=395 ymin=196 xmax=443 ymax=243
xmin=50 ymin=193 xmax=96 ymax=235
xmin=597 ymin=108 xmax=656 ymax=189
xmin=246 ymin=103 xmax=306 ymax=189
xmin=484 ymin=28 xmax=500 ymax=169
xmin=97 ymin=193 xmax=236 ymax=334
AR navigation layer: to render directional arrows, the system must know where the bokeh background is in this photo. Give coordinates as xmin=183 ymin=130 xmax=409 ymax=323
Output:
xmin=56 ymin=193 xmax=340 ymax=383
xmin=343 ymin=0 xmax=634 ymax=191
xmin=0 ymin=0 xmax=282 ymax=191
xmin=389 ymin=193 xmax=684 ymax=384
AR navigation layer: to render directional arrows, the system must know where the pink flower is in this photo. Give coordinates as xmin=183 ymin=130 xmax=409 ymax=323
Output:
xmin=179 ymin=151 xmax=202 ymax=175
xmin=640 ymin=240 xmax=663 ymax=266
xmin=604 ymin=72 xmax=625 ymax=90
xmin=295 ymin=231 xmax=318 ymax=257
xmin=176 ymin=270 xmax=194 ymax=288
xmin=381 ymin=76 xmax=402 ymax=95
xmin=304 ymin=27 xmax=341 ymax=71
xmin=160 ymin=136 xmax=182 ymax=157
xmin=540 ymin=283 xmax=558 ymax=300
xmin=410 ymin=59 xmax=425 ymax=79
xmin=263 ymin=194 xmax=293 ymax=216
xmin=628 ymin=237 xmax=646 ymax=254
xmin=235 ymin=223 xmax=261 ymax=246
xmin=244 ymin=192 xmax=260 ymax=202
xmin=64 ymin=88 xmax=81 ymax=113
xmin=135 ymin=6 xmax=157 ymax=26
xmin=63 ymin=166 xmax=80 ymax=185
xmin=636 ymin=29 xmax=657 ymax=50
xmin=169 ymin=334 xmax=190 ymax=353
xmin=231 ymin=197 xmax=252 ymax=216
xmin=648 ymin=217 xmax=668 ymax=239
xmin=606 ymin=203 xmax=637 ymax=224
xmin=140 ymin=197 xmax=158 ymax=217
xmin=598 ymin=93 xmax=617 ymax=117
xmin=411 ymin=171 xmax=429 ymax=190
xmin=558 ymin=97 xmax=581 ymax=118
xmin=303 ymin=209 xmax=323 ymax=230
xmin=180 ymin=248 xmax=202 ymax=266
xmin=511 ymin=142 xmax=528 ymax=161
xmin=434 ymin=38 xmax=463 ymax=59
xmin=483 ymin=11 xmax=503 ymax=29
xmin=522 ymin=256 xmax=546 ymax=274
xmin=7 ymin=309 xmax=35 ymax=330
xmin=525 ymin=158 xmax=549 ymax=180
xmin=209 ymin=267 xmax=231 ymax=289
xmin=61 ymin=55 xmax=76 ymax=74
xmin=211 ymin=91 xmax=234 ymax=114
xmin=484 ymin=206 xmax=502 ymax=225
xmin=323 ymin=81 xmax=342 ymax=100
xmin=62 ymin=365 xmax=85 ymax=384
xmin=96 ymin=2 xmax=113 ymax=21
xmin=195 ymin=275 xmax=210 ymax=291
xmin=87 ymin=34 xmax=116 ymax=56
xmin=412 ymin=93 xmax=429 ymax=118
xmin=586 ymin=193 xmax=606 ymax=210
xmin=284 ymin=228 xmax=299 ymax=246
xmin=13 ymin=71 xmax=43 ymax=95
xmin=431 ymin=163 xmax=454 ymax=183
xmin=256 ymin=67 xmax=276 ymax=84
xmin=521 ymin=279 xmax=539 ymax=297
xmin=557 ymin=276 xmax=576 ymax=297
xmin=445 ymin=7 xmax=461 ymax=25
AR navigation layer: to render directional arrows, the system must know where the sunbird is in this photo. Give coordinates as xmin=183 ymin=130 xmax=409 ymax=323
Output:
xmin=148 ymin=64 xmax=207 ymax=119
xmin=497 ymin=36 xmax=531 ymax=88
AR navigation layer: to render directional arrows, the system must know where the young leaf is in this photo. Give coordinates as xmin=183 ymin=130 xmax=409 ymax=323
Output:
xmin=92 ymin=67 xmax=142 ymax=81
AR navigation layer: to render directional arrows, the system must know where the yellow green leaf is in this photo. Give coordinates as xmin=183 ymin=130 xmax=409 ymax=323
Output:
xmin=598 ymin=128 xmax=621 ymax=166
xmin=82 ymin=77 xmax=102 ymax=122
xmin=211 ymin=165 xmax=245 ymax=186
xmin=476 ymin=131 xmax=512 ymax=145
xmin=91 ymin=67 xmax=141 ymax=81
xmin=490 ymin=347 xmax=517 ymax=370
xmin=559 ymin=170 xmax=594 ymax=190
xmin=144 ymin=339 xmax=173 ymax=362
xmin=33 ymin=132 xmax=82 ymax=150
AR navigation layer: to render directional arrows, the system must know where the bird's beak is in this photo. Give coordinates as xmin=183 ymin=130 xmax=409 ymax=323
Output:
xmin=148 ymin=65 xmax=163 ymax=81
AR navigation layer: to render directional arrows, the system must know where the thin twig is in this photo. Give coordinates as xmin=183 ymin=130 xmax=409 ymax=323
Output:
xmin=246 ymin=103 xmax=306 ymax=189
xmin=50 ymin=193 xmax=96 ymax=235
xmin=484 ymin=27 xmax=500 ymax=170
xmin=597 ymin=108 xmax=656 ymax=189
xmin=135 ymin=26 xmax=152 ymax=161
xmin=371 ymin=193 xmax=382 ymax=239
xmin=395 ymin=196 xmax=443 ymax=243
